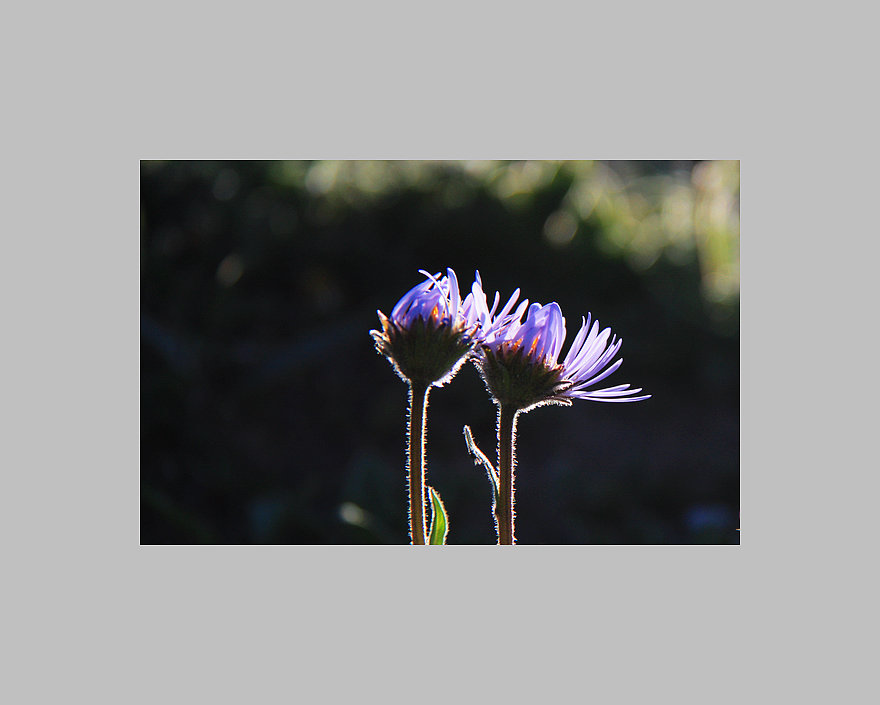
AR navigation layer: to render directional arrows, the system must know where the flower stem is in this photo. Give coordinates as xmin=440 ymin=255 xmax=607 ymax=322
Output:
xmin=495 ymin=404 xmax=518 ymax=545
xmin=407 ymin=381 xmax=430 ymax=545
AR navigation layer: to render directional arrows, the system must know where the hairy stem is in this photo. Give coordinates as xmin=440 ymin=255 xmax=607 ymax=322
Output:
xmin=495 ymin=404 xmax=518 ymax=545
xmin=407 ymin=381 xmax=430 ymax=545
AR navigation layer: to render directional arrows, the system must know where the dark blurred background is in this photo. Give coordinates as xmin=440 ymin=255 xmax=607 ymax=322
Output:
xmin=141 ymin=160 xmax=739 ymax=544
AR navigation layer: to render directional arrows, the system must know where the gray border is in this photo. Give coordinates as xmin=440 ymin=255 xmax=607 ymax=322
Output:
xmin=17 ymin=0 xmax=861 ymax=701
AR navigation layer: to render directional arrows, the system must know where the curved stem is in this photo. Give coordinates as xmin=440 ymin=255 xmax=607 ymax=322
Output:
xmin=495 ymin=404 xmax=518 ymax=545
xmin=407 ymin=381 xmax=430 ymax=545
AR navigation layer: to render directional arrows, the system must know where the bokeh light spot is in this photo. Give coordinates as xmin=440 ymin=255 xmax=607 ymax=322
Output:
xmin=543 ymin=210 xmax=578 ymax=247
xmin=339 ymin=502 xmax=368 ymax=528
xmin=216 ymin=253 xmax=244 ymax=287
xmin=305 ymin=160 xmax=340 ymax=195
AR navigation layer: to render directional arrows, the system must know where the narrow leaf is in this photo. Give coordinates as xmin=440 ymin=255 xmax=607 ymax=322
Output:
xmin=463 ymin=425 xmax=499 ymax=502
xmin=427 ymin=486 xmax=449 ymax=545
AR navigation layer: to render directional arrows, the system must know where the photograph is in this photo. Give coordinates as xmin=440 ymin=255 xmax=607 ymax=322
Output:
xmin=140 ymin=159 xmax=740 ymax=544
xmin=23 ymin=1 xmax=872 ymax=698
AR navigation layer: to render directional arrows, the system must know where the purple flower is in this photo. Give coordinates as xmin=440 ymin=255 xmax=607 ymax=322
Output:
xmin=475 ymin=298 xmax=650 ymax=411
xmin=371 ymin=268 xmax=478 ymax=386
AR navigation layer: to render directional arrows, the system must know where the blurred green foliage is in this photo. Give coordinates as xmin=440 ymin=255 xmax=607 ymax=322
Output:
xmin=141 ymin=160 xmax=739 ymax=544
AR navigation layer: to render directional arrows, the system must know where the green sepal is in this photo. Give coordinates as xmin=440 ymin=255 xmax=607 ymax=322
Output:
xmin=427 ymin=486 xmax=449 ymax=545
xmin=463 ymin=425 xmax=499 ymax=504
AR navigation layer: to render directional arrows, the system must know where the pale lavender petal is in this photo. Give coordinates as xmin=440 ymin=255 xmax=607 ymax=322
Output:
xmin=495 ymin=288 xmax=521 ymax=324
xmin=570 ymin=382 xmax=631 ymax=394
xmin=545 ymin=303 xmax=566 ymax=364
xmin=488 ymin=291 xmax=501 ymax=319
xmin=391 ymin=279 xmax=430 ymax=320
xmin=571 ymin=392 xmax=652 ymax=402
xmin=418 ymin=269 xmax=449 ymax=318
xmin=569 ymin=336 xmax=622 ymax=382
xmin=566 ymin=319 xmax=603 ymax=372
xmin=567 ymin=358 xmax=624 ymax=391
xmin=563 ymin=316 xmax=591 ymax=369
xmin=447 ymin=267 xmax=460 ymax=316
xmin=507 ymin=299 xmax=529 ymax=328
xmin=587 ymin=387 xmax=644 ymax=396
xmin=565 ymin=327 xmax=613 ymax=379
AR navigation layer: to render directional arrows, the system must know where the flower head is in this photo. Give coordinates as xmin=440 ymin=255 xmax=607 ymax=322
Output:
xmin=475 ymin=299 xmax=650 ymax=412
xmin=371 ymin=268 xmax=476 ymax=386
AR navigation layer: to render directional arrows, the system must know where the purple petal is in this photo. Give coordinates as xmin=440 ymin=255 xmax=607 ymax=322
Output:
xmin=568 ymin=358 xmax=624 ymax=391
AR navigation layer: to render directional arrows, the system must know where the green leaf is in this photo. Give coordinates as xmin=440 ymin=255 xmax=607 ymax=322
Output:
xmin=427 ymin=485 xmax=449 ymax=545
xmin=463 ymin=425 xmax=499 ymax=504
